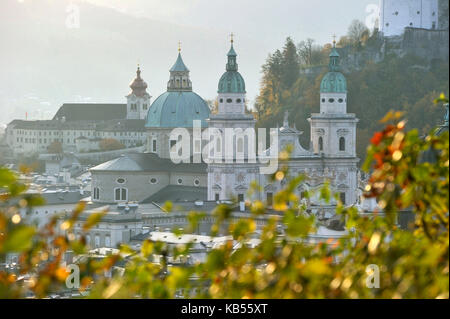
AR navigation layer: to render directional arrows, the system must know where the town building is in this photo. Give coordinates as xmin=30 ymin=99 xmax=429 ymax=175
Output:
xmin=379 ymin=0 xmax=441 ymax=37
xmin=5 ymin=68 xmax=150 ymax=156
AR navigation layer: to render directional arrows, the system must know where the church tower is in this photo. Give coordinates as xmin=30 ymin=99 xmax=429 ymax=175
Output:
xmin=308 ymin=39 xmax=360 ymax=205
xmin=127 ymin=66 xmax=151 ymax=120
xmin=207 ymin=36 xmax=257 ymax=202
xmin=309 ymin=40 xmax=358 ymax=158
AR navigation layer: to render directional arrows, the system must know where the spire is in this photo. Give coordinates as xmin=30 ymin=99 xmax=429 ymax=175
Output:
xmin=170 ymin=52 xmax=189 ymax=72
xmin=168 ymin=46 xmax=192 ymax=92
xmin=226 ymin=33 xmax=238 ymax=71
xmin=329 ymin=34 xmax=340 ymax=72
xmin=129 ymin=65 xmax=148 ymax=97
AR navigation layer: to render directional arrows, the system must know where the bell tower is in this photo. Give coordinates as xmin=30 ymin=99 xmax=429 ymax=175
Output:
xmin=127 ymin=65 xmax=151 ymax=120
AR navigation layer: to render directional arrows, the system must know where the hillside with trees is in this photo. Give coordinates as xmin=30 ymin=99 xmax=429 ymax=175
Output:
xmin=254 ymin=21 xmax=449 ymax=160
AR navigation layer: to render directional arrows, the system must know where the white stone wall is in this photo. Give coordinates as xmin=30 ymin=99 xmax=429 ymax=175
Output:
xmin=127 ymin=93 xmax=151 ymax=120
xmin=217 ymin=93 xmax=246 ymax=114
xmin=320 ymin=93 xmax=347 ymax=114
xmin=380 ymin=0 xmax=439 ymax=37
xmin=309 ymin=115 xmax=358 ymax=157
xmin=91 ymin=171 xmax=169 ymax=203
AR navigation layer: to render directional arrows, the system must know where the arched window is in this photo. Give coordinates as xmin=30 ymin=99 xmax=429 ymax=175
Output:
xmin=114 ymin=188 xmax=128 ymax=201
xmin=93 ymin=187 xmax=100 ymax=200
xmin=339 ymin=137 xmax=345 ymax=151
xmin=94 ymin=235 xmax=100 ymax=248
xmin=237 ymin=138 xmax=244 ymax=153
xmin=318 ymin=136 xmax=323 ymax=152
xmin=105 ymin=236 xmax=111 ymax=247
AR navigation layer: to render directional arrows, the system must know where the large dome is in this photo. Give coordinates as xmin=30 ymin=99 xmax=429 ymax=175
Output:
xmin=320 ymin=72 xmax=347 ymax=93
xmin=145 ymin=91 xmax=210 ymax=128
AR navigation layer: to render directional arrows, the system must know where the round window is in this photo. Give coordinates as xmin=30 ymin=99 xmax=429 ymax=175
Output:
xmin=219 ymin=98 xmax=223 ymax=103
xmin=236 ymin=99 xmax=242 ymax=103
xmin=150 ymin=178 xmax=158 ymax=184
xmin=338 ymin=98 xmax=344 ymax=103
xmin=328 ymin=98 xmax=335 ymax=103
xmin=322 ymin=98 xmax=326 ymax=103
xmin=117 ymin=178 xmax=125 ymax=184
xmin=226 ymin=98 xmax=232 ymax=103
xmin=194 ymin=179 xmax=200 ymax=186
xmin=177 ymin=178 xmax=183 ymax=185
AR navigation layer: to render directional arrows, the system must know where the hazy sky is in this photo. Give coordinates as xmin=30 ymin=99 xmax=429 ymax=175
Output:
xmin=1 ymin=0 xmax=379 ymax=124
xmin=85 ymin=0 xmax=377 ymax=48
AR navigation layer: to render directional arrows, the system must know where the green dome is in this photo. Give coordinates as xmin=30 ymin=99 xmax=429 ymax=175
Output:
xmin=145 ymin=91 xmax=210 ymax=128
xmin=218 ymin=43 xmax=246 ymax=94
xmin=320 ymin=46 xmax=347 ymax=93
xmin=218 ymin=71 xmax=246 ymax=94
xmin=320 ymin=72 xmax=347 ymax=93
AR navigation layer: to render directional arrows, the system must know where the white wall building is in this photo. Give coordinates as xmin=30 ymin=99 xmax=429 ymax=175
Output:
xmin=380 ymin=0 xmax=439 ymax=36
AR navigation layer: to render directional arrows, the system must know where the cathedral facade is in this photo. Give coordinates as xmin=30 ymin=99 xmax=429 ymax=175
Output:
xmin=90 ymin=38 xmax=361 ymax=213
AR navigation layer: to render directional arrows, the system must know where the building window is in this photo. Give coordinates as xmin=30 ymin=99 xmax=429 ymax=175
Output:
xmin=215 ymin=193 xmax=220 ymax=201
xmin=226 ymin=98 xmax=232 ymax=103
xmin=152 ymin=139 xmax=157 ymax=152
xmin=143 ymin=104 xmax=147 ymax=110
xmin=318 ymin=136 xmax=323 ymax=152
xmin=266 ymin=192 xmax=273 ymax=207
xmin=116 ymin=178 xmax=126 ymax=184
xmin=93 ymin=187 xmax=100 ymax=200
xmin=238 ymin=194 xmax=244 ymax=202
xmin=338 ymin=98 xmax=344 ymax=103
xmin=339 ymin=137 xmax=346 ymax=151
xmin=105 ymin=236 xmax=111 ymax=247
xmin=170 ymin=140 xmax=177 ymax=150
xmin=340 ymin=192 xmax=346 ymax=205
xmin=194 ymin=179 xmax=200 ymax=186
xmin=150 ymin=178 xmax=158 ymax=184
xmin=236 ymin=98 xmax=242 ymax=103
xmin=219 ymin=98 xmax=223 ymax=103
xmin=237 ymin=138 xmax=244 ymax=153
xmin=177 ymin=178 xmax=183 ymax=185
xmin=94 ymin=235 xmax=100 ymax=248
xmin=322 ymin=98 xmax=325 ymax=103
xmin=114 ymin=188 xmax=128 ymax=201
xmin=328 ymin=98 xmax=335 ymax=103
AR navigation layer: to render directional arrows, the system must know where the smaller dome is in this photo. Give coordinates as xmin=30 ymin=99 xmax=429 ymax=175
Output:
xmin=129 ymin=66 xmax=148 ymax=97
xmin=320 ymin=72 xmax=347 ymax=93
xmin=218 ymin=71 xmax=246 ymax=94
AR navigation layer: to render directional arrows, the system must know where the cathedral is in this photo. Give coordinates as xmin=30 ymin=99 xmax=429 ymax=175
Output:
xmin=90 ymin=37 xmax=363 ymax=215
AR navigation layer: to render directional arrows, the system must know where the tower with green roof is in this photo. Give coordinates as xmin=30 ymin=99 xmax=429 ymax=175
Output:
xmin=308 ymin=37 xmax=359 ymax=205
xmin=207 ymin=35 xmax=256 ymax=202
xmin=216 ymin=34 xmax=247 ymax=115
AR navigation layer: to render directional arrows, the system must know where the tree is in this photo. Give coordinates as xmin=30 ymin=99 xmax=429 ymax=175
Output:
xmin=298 ymin=38 xmax=314 ymax=66
xmin=0 ymin=97 xmax=448 ymax=299
xmin=47 ymin=141 xmax=63 ymax=154
xmin=99 ymin=138 xmax=125 ymax=151
xmin=348 ymin=19 xmax=370 ymax=48
xmin=281 ymin=37 xmax=300 ymax=89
